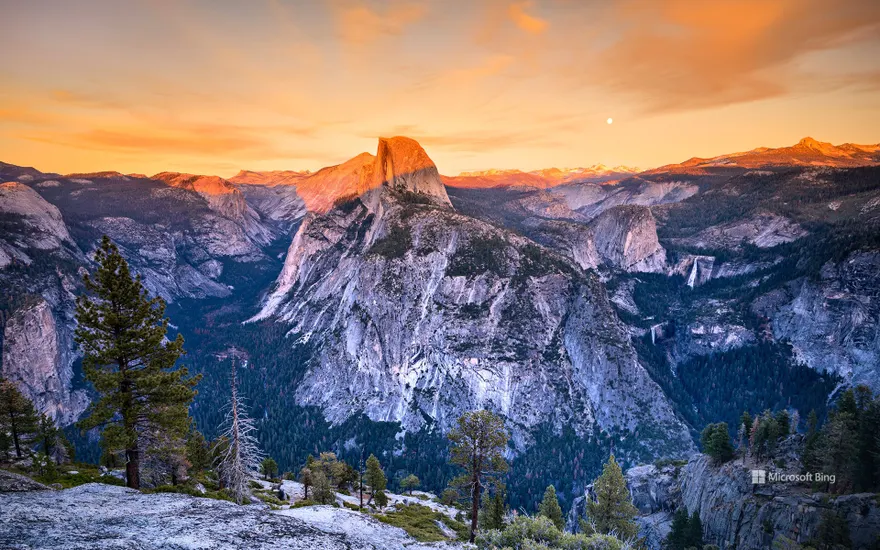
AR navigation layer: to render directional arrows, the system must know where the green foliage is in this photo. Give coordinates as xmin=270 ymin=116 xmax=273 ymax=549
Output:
xmin=0 ymin=377 xmax=40 ymax=458
xmin=664 ymin=508 xmax=705 ymax=550
xmin=808 ymin=386 xmax=880 ymax=494
xmin=185 ymin=427 xmax=211 ymax=474
xmin=538 ymin=485 xmax=565 ymax=530
xmin=807 ymin=511 xmax=852 ymax=550
xmin=311 ymin=469 xmax=335 ymax=504
xmin=261 ymin=457 xmax=278 ymax=480
xmin=400 ymin=473 xmax=420 ymax=494
xmin=375 ymin=503 xmax=468 ymax=542
xmin=448 ymin=410 xmax=509 ymax=542
xmin=584 ymin=455 xmax=639 ymax=541
xmin=365 ymin=453 xmax=387 ymax=504
xmin=75 ymin=236 xmax=199 ymax=489
xmin=368 ymin=224 xmax=412 ymax=259
xmin=700 ymin=423 xmax=734 ymax=464
xmin=373 ymin=489 xmax=388 ymax=508
xmin=446 ymin=234 xmax=508 ymax=277
xmin=480 ymin=488 xmax=507 ymax=531
xmin=477 ymin=515 xmax=625 ymax=549
xmin=34 ymin=463 xmax=126 ymax=489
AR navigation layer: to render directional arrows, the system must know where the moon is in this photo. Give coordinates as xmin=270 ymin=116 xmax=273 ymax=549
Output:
xmin=607 ymin=117 xmax=613 ymax=124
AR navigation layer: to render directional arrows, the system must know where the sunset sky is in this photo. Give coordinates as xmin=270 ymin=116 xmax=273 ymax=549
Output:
xmin=2 ymin=0 xmax=880 ymax=177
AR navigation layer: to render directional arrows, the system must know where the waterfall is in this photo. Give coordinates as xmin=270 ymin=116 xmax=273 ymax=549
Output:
xmin=687 ymin=259 xmax=698 ymax=288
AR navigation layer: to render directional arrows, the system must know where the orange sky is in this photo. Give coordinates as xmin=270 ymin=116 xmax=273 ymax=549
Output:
xmin=1 ymin=0 xmax=879 ymax=177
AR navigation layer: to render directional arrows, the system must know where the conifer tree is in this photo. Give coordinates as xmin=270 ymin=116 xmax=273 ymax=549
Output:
xmin=400 ymin=473 xmax=420 ymax=494
xmin=299 ymin=466 xmax=314 ymax=500
xmin=75 ymin=236 xmax=199 ymax=489
xmin=215 ymin=349 xmax=263 ymax=503
xmin=538 ymin=484 xmax=564 ymax=530
xmin=686 ymin=511 xmax=704 ymax=548
xmin=261 ymin=457 xmax=278 ymax=480
xmin=448 ymin=410 xmax=509 ymax=542
xmin=0 ymin=378 xmax=40 ymax=458
xmin=585 ymin=454 xmax=639 ymax=540
xmin=665 ymin=508 xmax=690 ymax=550
xmin=37 ymin=413 xmax=70 ymax=464
xmin=701 ymin=422 xmax=734 ymax=464
xmin=480 ymin=487 xmax=507 ymax=531
xmin=365 ymin=454 xmax=387 ymax=505
xmin=185 ymin=427 xmax=211 ymax=474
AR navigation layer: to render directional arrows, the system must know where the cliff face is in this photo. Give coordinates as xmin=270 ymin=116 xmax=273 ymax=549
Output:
xmin=1 ymin=299 xmax=88 ymax=425
xmin=754 ymin=251 xmax=880 ymax=390
xmin=680 ymin=454 xmax=880 ymax=550
xmin=251 ymin=139 xmax=692 ymax=458
xmin=0 ymin=182 xmax=75 ymax=267
xmin=590 ymin=205 xmax=666 ymax=272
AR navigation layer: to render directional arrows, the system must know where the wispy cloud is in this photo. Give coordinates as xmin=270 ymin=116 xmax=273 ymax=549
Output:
xmin=579 ymin=0 xmax=880 ymax=113
xmin=331 ymin=0 xmax=428 ymax=45
xmin=507 ymin=1 xmax=548 ymax=35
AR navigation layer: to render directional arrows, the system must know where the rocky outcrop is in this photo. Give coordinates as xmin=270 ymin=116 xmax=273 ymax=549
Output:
xmin=602 ymin=447 xmax=880 ymax=550
xmin=251 ymin=158 xmax=693 ymax=457
xmin=680 ymin=455 xmax=880 ymax=550
xmin=372 ymin=136 xmax=451 ymax=207
xmin=0 ymin=483 xmax=464 ymax=549
xmin=753 ymin=250 xmax=880 ymax=391
xmin=0 ymin=182 xmax=74 ymax=267
xmin=0 ymin=469 xmax=50 ymax=492
xmin=1 ymin=299 xmax=88 ymax=425
xmin=590 ymin=205 xmax=666 ymax=272
xmin=152 ymin=172 xmax=274 ymax=248
xmin=674 ymin=212 xmax=807 ymax=250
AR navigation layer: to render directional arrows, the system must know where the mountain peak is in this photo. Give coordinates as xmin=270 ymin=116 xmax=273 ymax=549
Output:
xmin=373 ymin=136 xmax=451 ymax=206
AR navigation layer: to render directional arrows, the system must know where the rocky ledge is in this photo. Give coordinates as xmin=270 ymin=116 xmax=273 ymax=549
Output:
xmin=0 ymin=483 xmax=463 ymax=550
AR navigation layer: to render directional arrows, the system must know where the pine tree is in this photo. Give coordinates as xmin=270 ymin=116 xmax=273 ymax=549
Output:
xmin=480 ymin=487 xmax=506 ymax=531
xmin=365 ymin=454 xmax=387 ymax=506
xmin=775 ymin=410 xmax=791 ymax=437
xmin=299 ymin=466 xmax=314 ymax=500
xmin=802 ymin=410 xmax=821 ymax=472
xmin=585 ymin=454 xmax=639 ymax=540
xmin=185 ymin=427 xmax=211 ymax=474
xmin=448 ymin=410 xmax=509 ymax=542
xmin=261 ymin=457 xmax=278 ymax=480
xmin=311 ymin=469 xmax=335 ymax=504
xmin=665 ymin=508 xmax=690 ymax=550
xmin=215 ymin=349 xmax=263 ymax=503
xmin=741 ymin=411 xmax=753 ymax=440
xmin=686 ymin=511 xmax=704 ymax=549
xmin=0 ymin=378 xmax=40 ymax=458
xmin=75 ymin=236 xmax=199 ymax=489
xmin=538 ymin=485 xmax=564 ymax=530
xmin=400 ymin=473 xmax=420 ymax=494
xmin=701 ymin=423 xmax=734 ymax=464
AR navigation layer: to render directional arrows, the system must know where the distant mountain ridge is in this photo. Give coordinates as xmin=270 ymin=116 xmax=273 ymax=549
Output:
xmin=650 ymin=136 xmax=880 ymax=173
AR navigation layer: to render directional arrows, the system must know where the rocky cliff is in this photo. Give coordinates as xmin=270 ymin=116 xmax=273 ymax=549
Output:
xmin=252 ymin=140 xmax=692 ymax=458
xmin=590 ymin=205 xmax=666 ymax=272
xmin=1 ymin=299 xmax=88 ymax=425
xmin=754 ymin=250 xmax=880 ymax=389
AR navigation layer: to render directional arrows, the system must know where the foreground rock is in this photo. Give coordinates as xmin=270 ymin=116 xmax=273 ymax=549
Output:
xmin=0 ymin=483 xmax=463 ymax=550
xmin=0 ymin=469 xmax=50 ymax=492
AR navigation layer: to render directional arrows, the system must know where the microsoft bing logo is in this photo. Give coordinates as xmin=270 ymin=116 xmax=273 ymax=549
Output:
xmin=751 ymin=470 xmax=766 ymax=484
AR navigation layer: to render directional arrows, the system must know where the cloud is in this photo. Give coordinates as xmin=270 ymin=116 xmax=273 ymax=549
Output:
xmin=332 ymin=0 xmax=427 ymax=45
xmin=507 ymin=1 xmax=548 ymax=34
xmin=581 ymin=0 xmax=880 ymax=113
xmin=23 ymin=122 xmax=313 ymax=160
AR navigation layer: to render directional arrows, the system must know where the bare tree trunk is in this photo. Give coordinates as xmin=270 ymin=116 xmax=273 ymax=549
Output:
xmin=469 ymin=472 xmax=481 ymax=542
xmin=126 ymin=446 xmax=140 ymax=489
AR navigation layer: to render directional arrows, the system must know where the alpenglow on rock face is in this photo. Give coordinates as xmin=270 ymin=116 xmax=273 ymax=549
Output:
xmin=252 ymin=138 xmax=693 ymax=458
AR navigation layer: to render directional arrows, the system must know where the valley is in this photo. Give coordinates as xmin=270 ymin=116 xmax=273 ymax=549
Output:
xmin=2 ymin=136 xmax=880 ymax=519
